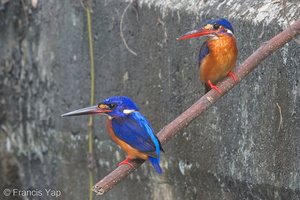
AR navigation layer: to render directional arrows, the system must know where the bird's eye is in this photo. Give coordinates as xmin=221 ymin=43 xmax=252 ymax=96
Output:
xmin=213 ymin=24 xmax=220 ymax=30
xmin=108 ymin=103 xmax=116 ymax=109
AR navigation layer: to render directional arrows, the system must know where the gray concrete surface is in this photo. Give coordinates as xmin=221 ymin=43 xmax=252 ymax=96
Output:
xmin=0 ymin=0 xmax=299 ymax=199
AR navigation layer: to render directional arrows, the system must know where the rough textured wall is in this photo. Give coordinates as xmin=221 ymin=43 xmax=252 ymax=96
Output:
xmin=0 ymin=0 xmax=299 ymax=199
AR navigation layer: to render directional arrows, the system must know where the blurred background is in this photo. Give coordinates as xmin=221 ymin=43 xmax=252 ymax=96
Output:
xmin=0 ymin=0 xmax=299 ymax=199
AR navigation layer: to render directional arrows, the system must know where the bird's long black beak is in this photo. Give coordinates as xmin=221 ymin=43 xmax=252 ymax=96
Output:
xmin=61 ymin=105 xmax=111 ymax=117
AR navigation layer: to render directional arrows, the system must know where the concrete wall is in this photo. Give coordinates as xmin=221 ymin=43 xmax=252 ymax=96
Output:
xmin=0 ymin=0 xmax=299 ymax=199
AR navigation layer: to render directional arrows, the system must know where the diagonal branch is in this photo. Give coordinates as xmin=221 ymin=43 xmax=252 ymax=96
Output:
xmin=92 ymin=19 xmax=300 ymax=195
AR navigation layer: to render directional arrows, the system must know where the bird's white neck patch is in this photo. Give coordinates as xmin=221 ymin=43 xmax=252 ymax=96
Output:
xmin=123 ymin=109 xmax=136 ymax=114
xmin=227 ymin=29 xmax=233 ymax=35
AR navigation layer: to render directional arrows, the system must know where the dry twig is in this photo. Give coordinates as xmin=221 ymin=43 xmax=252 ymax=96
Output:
xmin=80 ymin=0 xmax=93 ymax=12
xmin=20 ymin=0 xmax=29 ymax=24
xmin=281 ymin=0 xmax=300 ymax=44
xmin=276 ymin=103 xmax=283 ymax=133
xmin=120 ymin=0 xmax=138 ymax=56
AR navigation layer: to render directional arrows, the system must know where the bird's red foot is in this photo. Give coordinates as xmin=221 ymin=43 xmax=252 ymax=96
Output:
xmin=228 ymin=72 xmax=237 ymax=82
xmin=207 ymin=80 xmax=222 ymax=95
xmin=118 ymin=157 xmax=134 ymax=168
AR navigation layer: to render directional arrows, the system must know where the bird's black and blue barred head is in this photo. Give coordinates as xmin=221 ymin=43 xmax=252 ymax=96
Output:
xmin=98 ymin=96 xmax=139 ymax=117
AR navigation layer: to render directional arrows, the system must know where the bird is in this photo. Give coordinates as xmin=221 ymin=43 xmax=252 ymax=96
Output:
xmin=177 ymin=18 xmax=238 ymax=94
xmin=62 ymin=96 xmax=164 ymax=174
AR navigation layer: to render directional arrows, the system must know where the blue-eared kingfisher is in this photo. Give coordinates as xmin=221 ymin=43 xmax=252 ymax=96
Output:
xmin=62 ymin=96 xmax=164 ymax=174
xmin=177 ymin=18 xmax=238 ymax=94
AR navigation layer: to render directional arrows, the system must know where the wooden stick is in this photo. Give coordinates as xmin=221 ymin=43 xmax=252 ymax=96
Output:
xmin=92 ymin=19 xmax=300 ymax=195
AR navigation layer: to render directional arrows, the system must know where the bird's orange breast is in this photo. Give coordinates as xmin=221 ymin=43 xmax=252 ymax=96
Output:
xmin=106 ymin=119 xmax=148 ymax=160
xmin=200 ymin=35 xmax=238 ymax=85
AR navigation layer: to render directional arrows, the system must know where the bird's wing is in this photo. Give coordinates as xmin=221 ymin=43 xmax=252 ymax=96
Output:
xmin=198 ymin=41 xmax=209 ymax=66
xmin=111 ymin=112 xmax=159 ymax=157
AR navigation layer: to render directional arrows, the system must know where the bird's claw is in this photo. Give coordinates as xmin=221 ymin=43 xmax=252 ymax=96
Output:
xmin=228 ymin=72 xmax=237 ymax=82
xmin=207 ymin=80 xmax=222 ymax=95
xmin=118 ymin=157 xmax=134 ymax=168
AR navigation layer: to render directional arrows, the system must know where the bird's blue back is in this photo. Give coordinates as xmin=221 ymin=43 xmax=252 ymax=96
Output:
xmin=111 ymin=112 xmax=161 ymax=157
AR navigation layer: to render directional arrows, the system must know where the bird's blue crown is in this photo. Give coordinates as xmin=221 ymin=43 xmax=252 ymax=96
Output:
xmin=99 ymin=96 xmax=139 ymax=111
xmin=202 ymin=18 xmax=234 ymax=34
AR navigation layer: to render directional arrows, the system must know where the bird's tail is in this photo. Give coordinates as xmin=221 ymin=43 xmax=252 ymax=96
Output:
xmin=148 ymin=157 xmax=162 ymax=174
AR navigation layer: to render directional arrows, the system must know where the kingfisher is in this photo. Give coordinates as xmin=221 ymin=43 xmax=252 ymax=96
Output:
xmin=62 ymin=96 xmax=164 ymax=174
xmin=177 ymin=18 xmax=238 ymax=94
